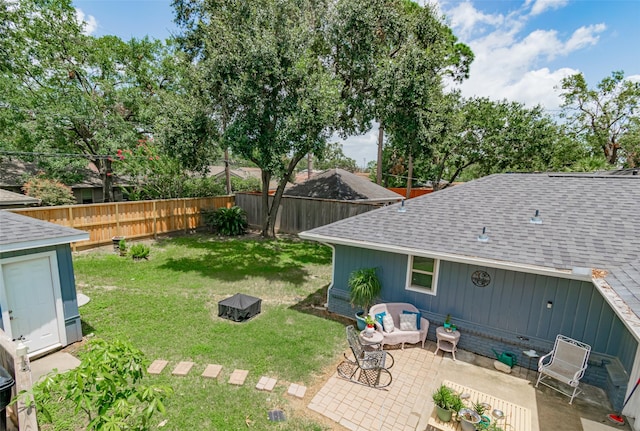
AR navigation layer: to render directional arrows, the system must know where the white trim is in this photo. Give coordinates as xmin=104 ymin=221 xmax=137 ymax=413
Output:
xmin=0 ymin=251 xmax=67 ymax=353
xmin=405 ymin=256 xmax=439 ymax=296
xmin=299 ymin=232 xmax=585 ymax=281
xmin=0 ymin=233 xmax=89 ymax=253
xmin=592 ymin=277 xmax=640 ymax=344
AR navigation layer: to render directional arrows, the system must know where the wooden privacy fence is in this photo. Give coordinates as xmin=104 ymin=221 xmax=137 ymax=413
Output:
xmin=235 ymin=193 xmax=382 ymax=234
xmin=10 ymin=196 xmax=234 ymax=250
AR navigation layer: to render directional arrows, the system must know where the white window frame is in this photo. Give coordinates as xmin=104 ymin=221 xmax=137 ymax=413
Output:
xmin=405 ymin=255 xmax=439 ymax=295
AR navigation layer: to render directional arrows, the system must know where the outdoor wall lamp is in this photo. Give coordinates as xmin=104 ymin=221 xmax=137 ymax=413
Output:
xmin=546 ymin=301 xmax=553 ymax=309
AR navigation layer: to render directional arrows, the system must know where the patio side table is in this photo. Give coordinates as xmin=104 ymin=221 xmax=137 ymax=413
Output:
xmin=435 ymin=326 xmax=460 ymax=361
xmin=522 ymin=349 xmax=539 ymax=379
xmin=359 ymin=330 xmax=384 ymax=350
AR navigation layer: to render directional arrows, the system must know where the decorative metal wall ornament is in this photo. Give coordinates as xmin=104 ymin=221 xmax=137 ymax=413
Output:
xmin=471 ymin=270 xmax=491 ymax=287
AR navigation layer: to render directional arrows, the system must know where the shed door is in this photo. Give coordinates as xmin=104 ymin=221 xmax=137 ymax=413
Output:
xmin=2 ymin=255 xmax=61 ymax=354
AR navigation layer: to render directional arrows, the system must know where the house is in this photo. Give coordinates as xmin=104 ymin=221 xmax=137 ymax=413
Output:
xmin=300 ymin=173 xmax=640 ymax=422
xmin=284 ymin=168 xmax=403 ymax=204
xmin=0 ymin=211 xmax=89 ymax=357
xmin=0 ymin=188 xmax=40 ymax=209
xmin=0 ymin=157 xmax=125 ymax=204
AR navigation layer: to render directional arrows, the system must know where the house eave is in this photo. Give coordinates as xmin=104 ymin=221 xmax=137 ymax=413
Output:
xmin=0 ymin=233 xmax=90 ymax=253
xmin=299 ymin=232 xmax=589 ymax=281
xmin=592 ymin=278 xmax=640 ymax=343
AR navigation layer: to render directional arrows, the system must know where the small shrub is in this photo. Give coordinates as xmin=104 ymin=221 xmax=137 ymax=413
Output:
xmin=22 ymin=176 xmax=76 ymax=206
xmin=129 ymin=243 xmax=150 ymax=260
xmin=118 ymin=238 xmax=127 ymax=254
xmin=203 ymin=206 xmax=248 ymax=236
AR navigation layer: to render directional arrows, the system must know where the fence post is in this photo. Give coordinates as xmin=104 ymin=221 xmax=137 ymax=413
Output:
xmin=183 ymin=199 xmax=187 ymax=233
xmin=153 ymin=200 xmax=157 ymax=239
xmin=68 ymin=206 xmax=76 ymax=252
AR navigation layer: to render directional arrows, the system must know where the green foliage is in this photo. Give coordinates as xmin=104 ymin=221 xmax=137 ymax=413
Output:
xmin=118 ymin=239 xmax=127 ymax=252
xmin=202 ymin=206 xmax=248 ymax=236
xmin=22 ymin=176 xmax=76 ymax=206
xmin=560 ymin=70 xmax=640 ymax=166
xmin=432 ymin=384 xmax=463 ymax=411
xmin=182 ymin=176 xmax=227 ymax=197
xmin=129 ymin=243 xmax=151 ymax=260
xmin=230 ymin=176 xmax=262 ymax=193
xmin=28 ymin=339 xmax=172 ymax=430
xmin=310 ymin=142 xmax=358 ymax=172
xmin=348 ymin=267 xmax=382 ymax=314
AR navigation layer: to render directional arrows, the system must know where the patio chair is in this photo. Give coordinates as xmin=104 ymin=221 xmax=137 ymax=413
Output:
xmin=337 ymin=325 xmax=393 ymax=389
xmin=535 ymin=334 xmax=591 ymax=404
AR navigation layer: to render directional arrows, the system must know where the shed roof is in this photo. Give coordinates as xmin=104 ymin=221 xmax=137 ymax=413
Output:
xmin=0 ymin=211 xmax=89 ymax=253
xmin=284 ymin=168 xmax=402 ymax=202
xmin=0 ymin=188 xmax=40 ymax=206
xmin=300 ymin=173 xmax=640 ymax=325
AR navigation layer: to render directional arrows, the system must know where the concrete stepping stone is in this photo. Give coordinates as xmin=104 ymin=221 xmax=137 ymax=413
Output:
xmin=256 ymin=376 xmax=277 ymax=391
xmin=287 ymin=383 xmax=307 ymax=398
xmin=229 ymin=369 xmax=249 ymax=385
xmin=172 ymin=361 xmax=195 ymax=376
xmin=147 ymin=360 xmax=168 ymax=375
xmin=202 ymin=364 xmax=223 ymax=379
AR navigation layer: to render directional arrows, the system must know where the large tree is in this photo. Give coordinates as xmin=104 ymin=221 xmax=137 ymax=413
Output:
xmin=560 ymin=71 xmax=640 ymax=166
xmin=0 ymin=0 xmax=194 ymax=201
xmin=174 ymin=0 xmax=340 ymax=237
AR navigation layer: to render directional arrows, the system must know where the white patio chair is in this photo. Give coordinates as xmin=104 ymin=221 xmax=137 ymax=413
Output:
xmin=535 ymin=334 xmax=591 ymax=404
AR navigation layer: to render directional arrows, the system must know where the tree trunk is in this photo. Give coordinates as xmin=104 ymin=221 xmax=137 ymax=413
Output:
xmin=376 ymin=124 xmax=384 ymax=185
xmin=260 ymin=170 xmax=272 ymax=237
xmin=406 ymin=153 xmax=413 ymax=199
xmin=224 ymin=148 xmax=232 ymax=194
xmin=99 ymin=158 xmax=114 ymax=203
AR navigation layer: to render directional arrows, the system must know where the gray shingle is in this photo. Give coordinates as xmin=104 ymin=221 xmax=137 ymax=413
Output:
xmin=0 ymin=210 xmax=88 ymax=249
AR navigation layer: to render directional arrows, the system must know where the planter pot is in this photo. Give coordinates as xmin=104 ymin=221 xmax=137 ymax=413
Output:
xmin=355 ymin=311 xmax=366 ymax=330
xmin=364 ymin=325 xmax=375 ymax=337
xmin=459 ymin=409 xmax=481 ymax=431
xmin=435 ymin=406 xmax=453 ymax=422
xmin=112 ymin=236 xmax=124 ymax=252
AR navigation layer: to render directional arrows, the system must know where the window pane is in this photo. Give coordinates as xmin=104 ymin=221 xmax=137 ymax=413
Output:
xmin=413 ymin=256 xmax=434 ymax=273
xmin=411 ymin=272 xmax=433 ymax=289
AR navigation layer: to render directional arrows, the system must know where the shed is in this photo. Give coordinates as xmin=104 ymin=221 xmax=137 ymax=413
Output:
xmin=0 ymin=189 xmax=40 ymax=209
xmin=0 ymin=211 xmax=89 ymax=357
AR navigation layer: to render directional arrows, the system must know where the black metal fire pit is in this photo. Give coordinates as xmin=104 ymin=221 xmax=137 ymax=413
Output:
xmin=218 ymin=293 xmax=262 ymax=322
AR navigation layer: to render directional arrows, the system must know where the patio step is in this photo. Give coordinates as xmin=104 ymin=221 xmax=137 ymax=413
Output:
xmin=147 ymin=360 xmax=305 ymax=396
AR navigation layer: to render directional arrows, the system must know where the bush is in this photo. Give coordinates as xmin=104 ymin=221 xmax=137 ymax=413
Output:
xmin=129 ymin=243 xmax=150 ymax=260
xmin=202 ymin=206 xmax=248 ymax=236
xmin=22 ymin=176 xmax=76 ymax=206
xmin=230 ymin=176 xmax=261 ymax=192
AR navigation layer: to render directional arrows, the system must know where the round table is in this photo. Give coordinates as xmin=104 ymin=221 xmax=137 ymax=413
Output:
xmin=359 ymin=330 xmax=384 ymax=349
xmin=435 ymin=326 xmax=460 ymax=360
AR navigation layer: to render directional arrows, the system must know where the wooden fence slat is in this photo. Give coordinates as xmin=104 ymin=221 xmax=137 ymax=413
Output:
xmin=9 ymin=196 xmax=234 ymax=250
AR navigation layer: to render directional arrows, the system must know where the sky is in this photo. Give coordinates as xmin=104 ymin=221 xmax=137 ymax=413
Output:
xmin=73 ymin=0 xmax=640 ymax=168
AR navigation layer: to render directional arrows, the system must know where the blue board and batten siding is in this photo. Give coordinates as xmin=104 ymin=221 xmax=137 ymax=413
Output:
xmin=329 ymin=244 xmax=637 ymax=409
xmin=0 ymin=244 xmax=83 ymax=344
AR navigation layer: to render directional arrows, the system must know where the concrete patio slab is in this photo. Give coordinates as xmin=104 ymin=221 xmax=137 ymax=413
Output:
xmin=171 ymin=361 xmax=194 ymax=376
xmin=229 ymin=369 xmax=249 ymax=385
xmin=308 ymin=341 xmax=632 ymax=431
xmin=30 ymin=351 xmax=81 ymax=383
xmin=202 ymin=364 xmax=223 ymax=379
xmin=147 ymin=359 xmax=169 ymax=375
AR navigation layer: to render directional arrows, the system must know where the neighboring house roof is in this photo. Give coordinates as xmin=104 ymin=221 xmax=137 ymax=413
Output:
xmin=0 ymin=188 xmax=40 ymax=206
xmin=284 ymin=168 xmax=403 ymax=202
xmin=597 ymin=168 xmax=640 ymax=176
xmin=300 ymin=173 xmax=640 ymax=326
xmin=0 ymin=210 xmax=89 ymax=253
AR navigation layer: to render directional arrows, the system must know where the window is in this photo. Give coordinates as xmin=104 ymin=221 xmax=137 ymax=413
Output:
xmin=407 ymin=256 xmax=438 ymax=294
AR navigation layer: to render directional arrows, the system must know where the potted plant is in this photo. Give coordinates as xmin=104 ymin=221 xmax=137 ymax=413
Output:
xmin=118 ymin=238 xmax=127 ymax=256
xmin=458 ymin=408 xmax=481 ymax=431
xmin=432 ymin=384 xmax=463 ymax=423
xmin=444 ymin=314 xmax=452 ymax=330
xmin=348 ymin=267 xmax=382 ymax=330
xmin=473 ymin=402 xmax=491 ymax=429
xmin=363 ymin=315 xmax=376 ymax=337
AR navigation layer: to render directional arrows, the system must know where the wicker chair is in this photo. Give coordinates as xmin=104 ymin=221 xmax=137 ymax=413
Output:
xmin=337 ymin=325 xmax=393 ymax=389
xmin=535 ymin=334 xmax=591 ymax=404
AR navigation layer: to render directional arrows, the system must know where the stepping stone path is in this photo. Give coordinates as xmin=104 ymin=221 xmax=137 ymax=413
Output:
xmin=147 ymin=359 xmax=306 ymax=397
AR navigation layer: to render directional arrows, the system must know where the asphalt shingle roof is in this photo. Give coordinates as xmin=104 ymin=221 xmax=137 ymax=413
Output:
xmin=0 ymin=210 xmax=88 ymax=251
xmin=0 ymin=188 xmax=40 ymax=206
xmin=284 ymin=168 xmax=403 ymax=202
xmin=303 ymin=173 xmax=639 ymax=271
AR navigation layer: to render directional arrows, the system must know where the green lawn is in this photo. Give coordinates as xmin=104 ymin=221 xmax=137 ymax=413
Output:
xmin=57 ymin=234 xmax=347 ymax=430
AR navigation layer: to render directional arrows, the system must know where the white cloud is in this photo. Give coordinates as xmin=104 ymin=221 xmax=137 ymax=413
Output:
xmin=443 ymin=1 xmax=608 ymax=110
xmin=627 ymin=74 xmax=640 ymax=84
xmin=75 ymin=8 xmax=98 ymax=35
xmin=528 ymin=0 xmax=570 ymax=16
xmin=562 ymin=24 xmax=606 ymax=54
xmin=332 ymin=127 xmax=380 ymax=167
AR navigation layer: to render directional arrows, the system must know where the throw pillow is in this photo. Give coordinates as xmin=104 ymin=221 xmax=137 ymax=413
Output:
xmin=382 ymin=314 xmax=395 ymax=333
xmin=374 ymin=311 xmax=387 ymax=327
xmin=402 ymin=310 xmax=421 ymax=330
xmin=399 ymin=313 xmax=418 ymax=331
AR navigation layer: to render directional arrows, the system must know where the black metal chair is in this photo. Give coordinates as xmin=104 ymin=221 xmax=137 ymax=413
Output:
xmin=337 ymin=325 xmax=393 ymax=389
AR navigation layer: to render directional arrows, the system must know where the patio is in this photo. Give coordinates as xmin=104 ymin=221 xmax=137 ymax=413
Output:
xmin=308 ymin=340 xmax=632 ymax=431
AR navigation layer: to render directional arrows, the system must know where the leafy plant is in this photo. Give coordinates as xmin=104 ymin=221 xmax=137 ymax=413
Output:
xmin=348 ymin=267 xmax=382 ymax=314
xmin=364 ymin=315 xmax=376 ymax=327
xmin=22 ymin=176 xmax=76 ymax=206
xmin=432 ymin=384 xmax=462 ymax=411
xmin=21 ymin=339 xmax=172 ymax=430
xmin=203 ymin=206 xmax=248 ymax=236
xmin=129 ymin=243 xmax=150 ymax=260
xmin=118 ymin=238 xmax=127 ymax=253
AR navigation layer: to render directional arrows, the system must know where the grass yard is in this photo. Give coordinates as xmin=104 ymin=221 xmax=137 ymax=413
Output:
xmin=52 ymin=234 xmax=348 ymax=430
